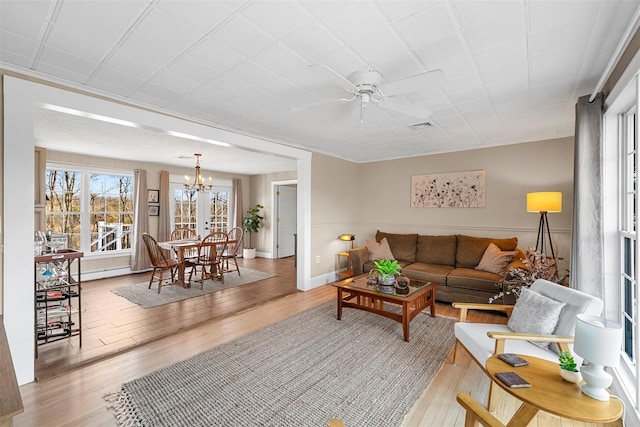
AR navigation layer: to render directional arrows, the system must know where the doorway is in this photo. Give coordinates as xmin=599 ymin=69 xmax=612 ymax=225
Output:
xmin=273 ymin=181 xmax=297 ymax=259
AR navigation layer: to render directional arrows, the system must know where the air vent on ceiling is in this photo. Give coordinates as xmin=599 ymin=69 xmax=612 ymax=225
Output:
xmin=409 ymin=121 xmax=434 ymax=129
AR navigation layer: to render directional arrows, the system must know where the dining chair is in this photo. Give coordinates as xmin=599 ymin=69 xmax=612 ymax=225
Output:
xmin=170 ymin=227 xmax=198 ymax=258
xmin=187 ymin=231 xmax=228 ymax=289
xmin=142 ymin=233 xmax=179 ymax=293
xmin=222 ymin=226 xmax=244 ymax=276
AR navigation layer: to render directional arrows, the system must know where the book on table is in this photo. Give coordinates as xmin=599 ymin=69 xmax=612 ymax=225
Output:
xmin=498 ymin=353 xmax=529 ymax=367
xmin=495 ymin=371 xmax=531 ymax=388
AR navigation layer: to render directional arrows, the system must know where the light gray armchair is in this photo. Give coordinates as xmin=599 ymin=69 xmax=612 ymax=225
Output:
xmin=453 ymin=278 xmax=603 ymax=410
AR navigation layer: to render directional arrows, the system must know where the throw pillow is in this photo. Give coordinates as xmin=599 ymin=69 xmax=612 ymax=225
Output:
xmin=366 ymin=237 xmax=395 ymax=261
xmin=507 ymin=287 xmax=566 ymax=349
xmin=475 ymin=243 xmax=518 ymax=275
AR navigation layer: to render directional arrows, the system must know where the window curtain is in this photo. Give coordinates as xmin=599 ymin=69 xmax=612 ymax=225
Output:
xmin=233 ymin=178 xmax=243 ymax=230
xmin=158 ymin=170 xmax=171 ymax=241
xmin=130 ymin=169 xmax=151 ymax=271
xmin=571 ymin=93 xmax=604 ymax=298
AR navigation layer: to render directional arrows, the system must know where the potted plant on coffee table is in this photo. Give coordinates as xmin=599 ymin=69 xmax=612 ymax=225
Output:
xmin=559 ymin=351 xmax=582 ymax=383
xmin=242 ymin=204 xmax=264 ymax=259
xmin=371 ymin=258 xmax=402 ymax=294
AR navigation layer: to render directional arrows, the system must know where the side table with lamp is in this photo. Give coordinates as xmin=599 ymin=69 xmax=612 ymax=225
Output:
xmin=337 ymin=234 xmax=355 ymax=279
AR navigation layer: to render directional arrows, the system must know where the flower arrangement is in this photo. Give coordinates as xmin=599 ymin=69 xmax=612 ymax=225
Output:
xmin=488 ymin=248 xmax=566 ymax=303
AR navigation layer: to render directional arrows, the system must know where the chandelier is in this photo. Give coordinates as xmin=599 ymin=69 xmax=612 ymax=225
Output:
xmin=184 ymin=153 xmax=213 ymax=192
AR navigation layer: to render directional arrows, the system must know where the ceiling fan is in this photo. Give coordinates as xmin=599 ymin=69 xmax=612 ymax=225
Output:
xmin=298 ymin=64 xmax=445 ymax=123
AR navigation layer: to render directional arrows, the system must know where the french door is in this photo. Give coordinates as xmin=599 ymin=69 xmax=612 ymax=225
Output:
xmin=171 ymin=183 xmax=231 ymax=238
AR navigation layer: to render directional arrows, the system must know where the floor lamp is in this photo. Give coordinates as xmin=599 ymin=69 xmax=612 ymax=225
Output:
xmin=526 ymin=192 xmax=562 ymax=260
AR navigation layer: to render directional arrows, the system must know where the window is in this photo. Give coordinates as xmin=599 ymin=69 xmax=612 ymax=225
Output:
xmin=46 ymin=166 xmax=134 ymax=254
xmin=621 ymin=108 xmax=638 ymax=368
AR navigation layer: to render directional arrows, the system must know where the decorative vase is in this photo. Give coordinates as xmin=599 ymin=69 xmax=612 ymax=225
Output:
xmin=377 ymin=276 xmax=396 ymax=294
xmin=243 ymin=248 xmax=256 ymax=259
xmin=560 ymin=368 xmax=582 ymax=383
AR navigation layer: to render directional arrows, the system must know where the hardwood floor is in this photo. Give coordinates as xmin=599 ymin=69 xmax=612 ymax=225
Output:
xmin=17 ymin=263 xmax=622 ymax=427
xmin=35 ymin=256 xmax=298 ymax=380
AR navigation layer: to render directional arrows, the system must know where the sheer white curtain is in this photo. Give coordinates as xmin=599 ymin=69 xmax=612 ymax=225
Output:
xmin=130 ymin=169 xmax=151 ymax=271
xmin=571 ymin=93 xmax=604 ymax=297
xmin=158 ymin=170 xmax=171 ymax=241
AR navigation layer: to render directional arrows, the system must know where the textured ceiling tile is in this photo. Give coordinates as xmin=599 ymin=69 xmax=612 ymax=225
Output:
xmin=315 ymin=47 xmax=368 ymax=77
xmin=529 ymin=42 xmax=584 ymax=75
xmin=453 ymin=0 xmax=524 ymax=28
xmin=212 ymin=16 xmax=275 ymax=57
xmin=163 ymin=56 xmax=220 ymax=84
xmin=527 ymin=0 xmax=598 ymax=33
xmin=473 ymin=37 xmax=527 ymax=70
xmin=479 ymin=58 xmax=528 ymax=84
xmin=149 ymin=68 xmax=201 ymax=94
xmin=241 ymin=0 xmax=311 ymax=39
xmin=375 ymin=0 xmax=436 ymax=23
xmin=135 ymin=6 xmax=203 ymax=51
xmin=0 ymin=30 xmax=36 ymax=59
xmin=413 ymin=34 xmax=468 ymax=69
xmin=463 ymin=9 xmax=526 ymax=52
xmin=394 ymin=2 xmax=458 ymax=45
xmin=253 ymin=42 xmax=309 ymax=76
xmin=187 ymin=36 xmax=245 ymax=72
xmin=90 ymin=65 xmax=146 ymax=92
xmin=282 ymin=21 xmax=343 ymax=62
xmin=106 ymin=33 xmax=179 ymax=78
xmin=528 ymin=20 xmax=592 ymax=56
xmin=156 ymin=0 xmax=236 ymax=34
xmin=38 ymin=46 xmax=96 ymax=76
xmin=0 ymin=0 xmax=51 ymax=39
xmin=227 ymin=60 xmax=279 ymax=86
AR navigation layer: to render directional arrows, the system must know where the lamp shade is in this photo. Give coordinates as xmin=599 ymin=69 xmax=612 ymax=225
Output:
xmin=574 ymin=314 xmax=623 ymax=367
xmin=526 ymin=192 xmax=562 ymax=213
xmin=338 ymin=234 xmax=355 ymax=242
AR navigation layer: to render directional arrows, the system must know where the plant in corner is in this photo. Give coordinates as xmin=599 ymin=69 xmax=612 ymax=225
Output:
xmin=559 ymin=350 xmax=582 ymax=383
xmin=242 ymin=204 xmax=264 ymax=259
xmin=371 ymin=258 xmax=402 ymax=293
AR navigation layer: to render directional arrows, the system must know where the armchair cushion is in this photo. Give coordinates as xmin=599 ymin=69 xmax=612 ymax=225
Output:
xmin=507 ymin=287 xmax=566 ymax=348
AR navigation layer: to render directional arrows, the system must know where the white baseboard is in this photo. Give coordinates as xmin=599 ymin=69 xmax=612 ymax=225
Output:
xmin=82 ymin=267 xmax=146 ymax=282
xmin=307 ymin=271 xmax=338 ymax=290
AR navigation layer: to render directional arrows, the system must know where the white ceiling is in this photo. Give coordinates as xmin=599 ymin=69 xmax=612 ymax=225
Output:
xmin=2 ymin=0 xmax=640 ymax=173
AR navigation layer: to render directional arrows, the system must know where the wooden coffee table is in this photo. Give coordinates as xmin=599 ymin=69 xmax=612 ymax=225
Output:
xmin=334 ymin=274 xmax=437 ymax=342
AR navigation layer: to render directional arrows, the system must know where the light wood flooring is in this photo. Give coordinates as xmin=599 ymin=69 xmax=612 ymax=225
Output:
xmin=35 ymin=256 xmax=298 ymax=380
xmin=18 ymin=261 xmax=622 ymax=427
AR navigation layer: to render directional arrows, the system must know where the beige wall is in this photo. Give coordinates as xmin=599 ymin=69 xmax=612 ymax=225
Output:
xmin=310 ymin=153 xmax=361 ymax=278
xmin=248 ymin=170 xmax=297 ymax=255
xmin=355 ymin=137 xmax=574 ymax=272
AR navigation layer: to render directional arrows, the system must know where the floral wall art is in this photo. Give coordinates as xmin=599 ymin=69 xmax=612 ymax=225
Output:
xmin=411 ymin=170 xmax=485 ymax=208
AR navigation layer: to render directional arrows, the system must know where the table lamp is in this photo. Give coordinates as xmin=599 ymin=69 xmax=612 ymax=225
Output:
xmin=573 ymin=314 xmax=623 ymax=401
xmin=526 ymin=191 xmax=562 ymax=260
xmin=338 ymin=234 xmax=355 ymax=249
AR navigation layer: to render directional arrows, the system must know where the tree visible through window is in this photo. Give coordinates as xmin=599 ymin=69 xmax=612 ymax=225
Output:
xmin=46 ymin=167 xmax=134 ymax=253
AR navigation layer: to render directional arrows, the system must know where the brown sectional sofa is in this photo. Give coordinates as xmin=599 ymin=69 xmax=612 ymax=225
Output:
xmin=348 ymin=230 xmax=527 ymax=304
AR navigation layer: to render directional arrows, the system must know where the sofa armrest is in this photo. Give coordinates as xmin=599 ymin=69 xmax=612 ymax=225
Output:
xmin=347 ymin=247 xmax=369 ymax=276
xmin=487 ymin=330 xmax=574 ymax=354
xmin=452 ymin=302 xmax=514 ymax=322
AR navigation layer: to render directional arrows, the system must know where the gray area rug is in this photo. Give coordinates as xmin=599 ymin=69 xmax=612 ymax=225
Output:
xmin=111 ymin=268 xmax=275 ymax=309
xmin=104 ymin=301 xmax=455 ymax=426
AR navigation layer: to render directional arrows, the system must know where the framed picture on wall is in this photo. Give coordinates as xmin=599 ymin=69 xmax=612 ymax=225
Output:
xmin=148 ymin=205 xmax=159 ymax=216
xmin=148 ymin=189 xmax=159 ymax=204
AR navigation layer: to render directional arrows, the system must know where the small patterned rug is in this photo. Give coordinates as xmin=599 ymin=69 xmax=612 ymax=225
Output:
xmin=104 ymin=301 xmax=455 ymax=426
xmin=111 ymin=268 xmax=275 ymax=309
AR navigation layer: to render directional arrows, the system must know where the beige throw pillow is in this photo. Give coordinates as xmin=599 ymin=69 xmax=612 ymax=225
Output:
xmin=475 ymin=243 xmax=517 ymax=275
xmin=366 ymin=237 xmax=395 ymax=261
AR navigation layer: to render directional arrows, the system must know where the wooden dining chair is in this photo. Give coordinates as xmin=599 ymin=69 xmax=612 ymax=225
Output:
xmin=222 ymin=226 xmax=244 ymax=276
xmin=170 ymin=227 xmax=198 ymax=258
xmin=142 ymin=233 xmax=179 ymax=293
xmin=187 ymin=231 xmax=228 ymax=289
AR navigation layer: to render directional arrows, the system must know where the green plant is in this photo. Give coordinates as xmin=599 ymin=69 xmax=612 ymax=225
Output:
xmin=243 ymin=204 xmax=264 ymax=249
xmin=559 ymin=351 xmax=578 ymax=372
xmin=371 ymin=258 xmax=402 ymax=280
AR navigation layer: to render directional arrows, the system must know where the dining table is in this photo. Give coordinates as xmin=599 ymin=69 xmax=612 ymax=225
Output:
xmin=158 ymin=238 xmax=236 ymax=288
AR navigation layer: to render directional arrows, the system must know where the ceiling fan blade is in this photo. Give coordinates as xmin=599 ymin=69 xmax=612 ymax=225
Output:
xmin=309 ymin=64 xmax=358 ymax=94
xmin=377 ymin=98 xmax=432 ymax=119
xmin=378 ymin=69 xmax=445 ymax=96
xmin=289 ymin=95 xmax=357 ymax=113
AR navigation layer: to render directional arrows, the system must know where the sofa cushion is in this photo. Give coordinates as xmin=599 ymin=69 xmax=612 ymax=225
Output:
xmin=475 ymin=243 xmax=517 ymax=275
xmin=445 ymin=267 xmax=501 ymax=292
xmin=507 ymin=287 xmax=566 ymax=349
xmin=416 ymin=235 xmax=457 ymax=265
xmin=402 ymin=263 xmax=453 ymax=284
xmin=456 ymin=235 xmax=518 ymax=268
xmin=376 ymin=230 xmax=418 ymax=262
xmin=363 ymin=259 xmax=412 ymax=273
xmin=366 ymin=237 xmax=395 ymax=261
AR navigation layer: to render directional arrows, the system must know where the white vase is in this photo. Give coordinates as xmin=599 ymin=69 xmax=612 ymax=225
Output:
xmin=243 ymin=248 xmax=256 ymax=259
xmin=560 ymin=368 xmax=582 ymax=383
